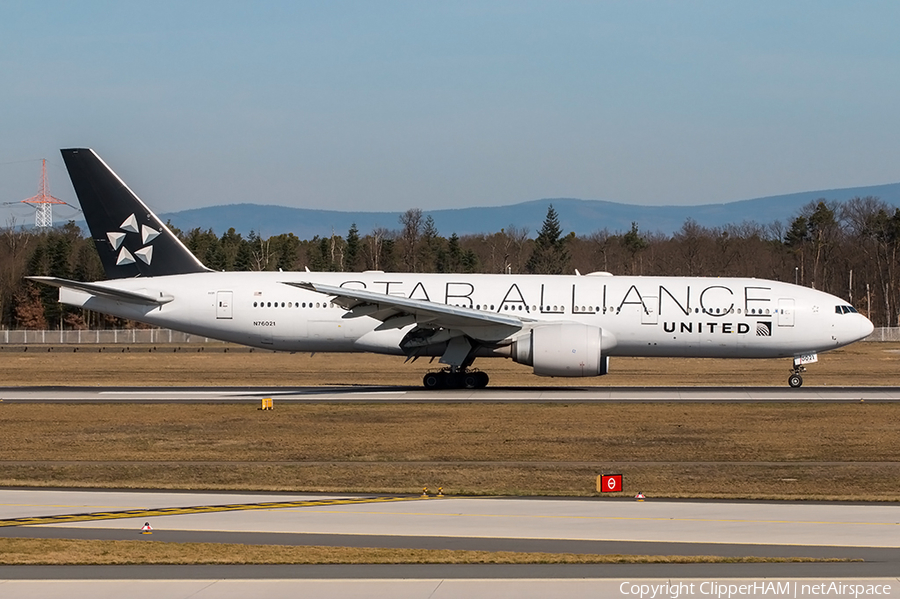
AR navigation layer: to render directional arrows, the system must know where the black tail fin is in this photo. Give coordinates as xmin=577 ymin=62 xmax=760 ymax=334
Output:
xmin=61 ymin=148 xmax=209 ymax=279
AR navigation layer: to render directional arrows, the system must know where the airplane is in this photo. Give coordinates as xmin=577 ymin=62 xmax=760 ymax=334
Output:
xmin=29 ymin=148 xmax=875 ymax=389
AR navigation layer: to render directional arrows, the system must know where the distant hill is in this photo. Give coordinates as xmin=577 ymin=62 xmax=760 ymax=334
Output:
xmin=138 ymin=182 xmax=900 ymax=238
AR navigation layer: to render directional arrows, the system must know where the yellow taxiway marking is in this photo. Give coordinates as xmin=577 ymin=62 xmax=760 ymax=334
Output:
xmin=0 ymin=496 xmax=423 ymax=528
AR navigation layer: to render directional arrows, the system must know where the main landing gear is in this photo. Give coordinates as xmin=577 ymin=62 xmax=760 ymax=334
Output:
xmin=423 ymin=368 xmax=489 ymax=390
xmin=788 ymin=365 xmax=806 ymax=388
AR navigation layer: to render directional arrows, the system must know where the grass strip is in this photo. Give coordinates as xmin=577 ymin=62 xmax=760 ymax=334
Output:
xmin=0 ymin=538 xmax=854 ymax=565
xmin=0 ymin=342 xmax=895 ymax=387
xmin=1 ymin=402 xmax=899 ymax=498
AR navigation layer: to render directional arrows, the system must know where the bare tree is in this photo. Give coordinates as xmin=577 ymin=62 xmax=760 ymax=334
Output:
xmin=399 ymin=208 xmax=424 ymax=272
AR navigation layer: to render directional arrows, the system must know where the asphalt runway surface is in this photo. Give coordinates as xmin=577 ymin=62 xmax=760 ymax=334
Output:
xmin=2 ymin=489 xmax=899 ymax=596
xmin=2 ymin=385 xmax=900 ymax=403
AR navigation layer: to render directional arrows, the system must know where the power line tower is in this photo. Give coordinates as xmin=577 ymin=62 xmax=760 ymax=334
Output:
xmin=7 ymin=159 xmax=67 ymax=228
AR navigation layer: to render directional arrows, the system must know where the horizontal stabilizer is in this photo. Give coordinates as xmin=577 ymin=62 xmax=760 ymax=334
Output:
xmin=27 ymin=276 xmax=173 ymax=305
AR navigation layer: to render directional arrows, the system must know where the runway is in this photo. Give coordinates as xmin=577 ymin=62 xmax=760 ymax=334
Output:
xmin=2 ymin=385 xmax=900 ymax=403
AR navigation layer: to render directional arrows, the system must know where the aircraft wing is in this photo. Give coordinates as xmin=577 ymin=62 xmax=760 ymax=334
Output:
xmin=27 ymin=276 xmax=174 ymax=306
xmin=281 ymin=280 xmax=525 ymax=339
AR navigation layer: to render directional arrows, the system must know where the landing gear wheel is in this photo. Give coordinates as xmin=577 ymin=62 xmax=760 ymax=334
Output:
xmin=788 ymin=373 xmax=803 ymax=388
xmin=475 ymin=371 xmax=489 ymax=388
xmin=423 ymin=372 xmax=443 ymax=389
xmin=462 ymin=373 xmax=478 ymax=389
xmin=444 ymin=373 xmax=462 ymax=389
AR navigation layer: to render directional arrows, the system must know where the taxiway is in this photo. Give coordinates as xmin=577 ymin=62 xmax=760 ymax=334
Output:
xmin=2 ymin=489 xmax=899 ymax=596
xmin=1 ymin=385 xmax=900 ymax=403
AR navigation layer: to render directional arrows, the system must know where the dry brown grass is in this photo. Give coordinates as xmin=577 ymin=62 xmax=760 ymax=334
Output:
xmin=1 ymin=403 xmax=898 ymax=498
xmin=0 ymin=342 xmax=898 ymax=498
xmin=0 ymin=341 xmax=898 ymax=387
xmin=0 ymin=538 xmax=848 ymax=565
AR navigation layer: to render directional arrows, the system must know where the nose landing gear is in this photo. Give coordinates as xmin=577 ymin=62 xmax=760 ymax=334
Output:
xmin=788 ymin=365 xmax=806 ymax=388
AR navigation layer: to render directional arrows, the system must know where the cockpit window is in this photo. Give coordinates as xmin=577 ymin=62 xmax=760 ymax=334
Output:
xmin=835 ymin=305 xmax=859 ymax=314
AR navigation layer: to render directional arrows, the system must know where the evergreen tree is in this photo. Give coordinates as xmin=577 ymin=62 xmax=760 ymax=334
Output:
xmin=526 ymin=205 xmax=570 ymax=274
xmin=204 ymin=242 xmax=226 ymax=271
xmin=219 ymin=228 xmax=244 ymax=270
xmin=419 ymin=216 xmax=441 ymax=272
xmin=437 ymin=232 xmax=463 ymax=273
xmin=345 ymin=223 xmax=360 ymax=271
xmin=621 ymin=221 xmax=648 ymax=275
xmin=380 ymin=237 xmax=396 ymax=271
xmin=461 ymin=248 xmax=478 ymax=273
xmin=272 ymin=233 xmax=302 ymax=271
xmin=233 ymin=240 xmax=253 ymax=271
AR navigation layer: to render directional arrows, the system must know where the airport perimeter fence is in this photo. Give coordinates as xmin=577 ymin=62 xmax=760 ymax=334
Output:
xmin=862 ymin=327 xmax=900 ymax=342
xmin=0 ymin=329 xmax=215 ymax=345
xmin=0 ymin=327 xmax=899 ymax=344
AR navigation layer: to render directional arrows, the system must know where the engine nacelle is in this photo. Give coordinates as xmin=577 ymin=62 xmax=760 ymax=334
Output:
xmin=511 ymin=323 xmax=610 ymax=377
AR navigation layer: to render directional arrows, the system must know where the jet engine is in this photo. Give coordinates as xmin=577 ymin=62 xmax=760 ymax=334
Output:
xmin=509 ymin=323 xmax=610 ymax=377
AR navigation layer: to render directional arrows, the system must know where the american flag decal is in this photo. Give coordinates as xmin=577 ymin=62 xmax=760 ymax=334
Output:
xmin=756 ymin=321 xmax=772 ymax=336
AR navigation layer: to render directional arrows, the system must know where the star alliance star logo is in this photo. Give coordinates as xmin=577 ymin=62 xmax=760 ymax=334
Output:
xmin=107 ymin=214 xmax=159 ymax=266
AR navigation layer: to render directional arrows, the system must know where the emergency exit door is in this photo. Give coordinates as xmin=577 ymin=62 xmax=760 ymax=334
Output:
xmin=216 ymin=291 xmax=233 ymax=319
xmin=777 ymin=298 xmax=794 ymax=327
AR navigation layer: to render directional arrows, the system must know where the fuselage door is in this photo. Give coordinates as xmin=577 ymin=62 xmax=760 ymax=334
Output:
xmin=216 ymin=291 xmax=233 ymax=320
xmin=777 ymin=298 xmax=794 ymax=327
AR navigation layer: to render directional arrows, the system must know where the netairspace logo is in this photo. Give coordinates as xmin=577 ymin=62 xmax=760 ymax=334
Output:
xmin=618 ymin=580 xmax=893 ymax=598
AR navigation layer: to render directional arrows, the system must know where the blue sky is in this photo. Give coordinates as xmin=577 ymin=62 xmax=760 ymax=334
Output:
xmin=2 ymin=1 xmax=899 ymax=222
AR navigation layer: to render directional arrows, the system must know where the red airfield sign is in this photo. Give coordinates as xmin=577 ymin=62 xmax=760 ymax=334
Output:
xmin=599 ymin=474 xmax=623 ymax=493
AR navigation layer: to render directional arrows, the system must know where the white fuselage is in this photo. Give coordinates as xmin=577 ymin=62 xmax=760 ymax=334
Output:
xmin=58 ymin=271 xmax=874 ymax=360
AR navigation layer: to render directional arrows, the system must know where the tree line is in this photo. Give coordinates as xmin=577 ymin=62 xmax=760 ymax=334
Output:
xmin=4 ymin=196 xmax=900 ymax=329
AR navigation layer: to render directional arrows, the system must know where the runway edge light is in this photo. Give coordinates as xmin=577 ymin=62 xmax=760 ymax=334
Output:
xmin=598 ymin=474 xmax=623 ymax=493
xmin=140 ymin=522 xmax=152 ymax=534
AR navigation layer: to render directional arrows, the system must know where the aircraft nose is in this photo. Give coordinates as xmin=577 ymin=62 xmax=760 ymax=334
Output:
xmin=860 ymin=315 xmax=874 ymax=340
